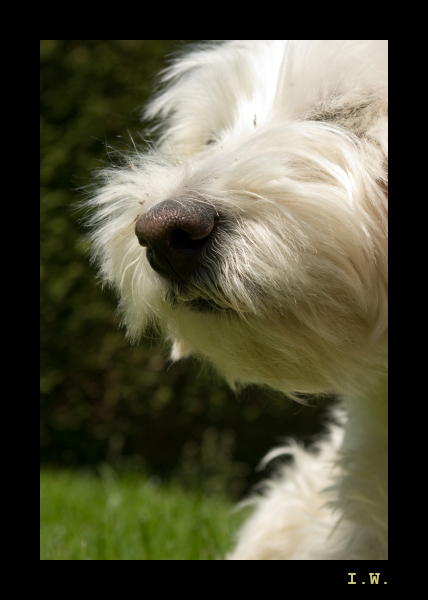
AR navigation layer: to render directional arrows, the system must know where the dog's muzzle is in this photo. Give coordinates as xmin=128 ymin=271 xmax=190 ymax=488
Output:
xmin=135 ymin=199 xmax=218 ymax=281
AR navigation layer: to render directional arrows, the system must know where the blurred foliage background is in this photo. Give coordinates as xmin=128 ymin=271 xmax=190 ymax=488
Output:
xmin=40 ymin=40 xmax=335 ymax=500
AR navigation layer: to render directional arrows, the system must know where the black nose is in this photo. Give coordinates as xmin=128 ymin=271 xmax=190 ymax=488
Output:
xmin=135 ymin=199 xmax=218 ymax=280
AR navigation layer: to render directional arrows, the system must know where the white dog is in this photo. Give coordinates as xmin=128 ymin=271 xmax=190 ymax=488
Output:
xmin=87 ymin=41 xmax=388 ymax=560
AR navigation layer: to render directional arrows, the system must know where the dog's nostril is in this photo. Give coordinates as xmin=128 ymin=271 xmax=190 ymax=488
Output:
xmin=169 ymin=229 xmax=208 ymax=251
xmin=135 ymin=199 xmax=218 ymax=280
xmin=136 ymin=235 xmax=149 ymax=247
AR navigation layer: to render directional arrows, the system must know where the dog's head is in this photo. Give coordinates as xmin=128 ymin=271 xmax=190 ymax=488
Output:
xmin=88 ymin=41 xmax=388 ymax=396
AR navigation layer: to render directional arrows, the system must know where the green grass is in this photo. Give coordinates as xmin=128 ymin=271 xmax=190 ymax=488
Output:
xmin=40 ymin=468 xmax=247 ymax=560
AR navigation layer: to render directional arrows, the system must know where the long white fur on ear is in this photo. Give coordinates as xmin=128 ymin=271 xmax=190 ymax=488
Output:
xmin=170 ymin=338 xmax=194 ymax=361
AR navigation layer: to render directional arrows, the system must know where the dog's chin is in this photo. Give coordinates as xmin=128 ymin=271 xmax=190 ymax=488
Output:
xmin=165 ymin=286 xmax=232 ymax=314
xmin=182 ymin=298 xmax=230 ymax=313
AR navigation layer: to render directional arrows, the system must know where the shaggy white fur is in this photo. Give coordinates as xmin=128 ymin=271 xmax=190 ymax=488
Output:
xmin=87 ymin=40 xmax=388 ymax=560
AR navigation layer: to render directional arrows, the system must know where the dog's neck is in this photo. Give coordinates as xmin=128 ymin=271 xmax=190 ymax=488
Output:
xmin=337 ymin=373 xmax=388 ymax=558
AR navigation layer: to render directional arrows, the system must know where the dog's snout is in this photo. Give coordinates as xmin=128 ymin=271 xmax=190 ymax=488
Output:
xmin=135 ymin=199 xmax=217 ymax=280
